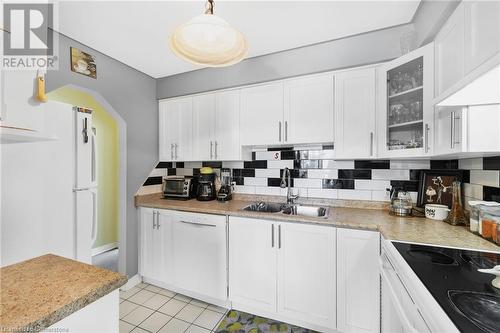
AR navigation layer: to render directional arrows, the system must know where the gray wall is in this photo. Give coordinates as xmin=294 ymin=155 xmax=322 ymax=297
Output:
xmin=46 ymin=31 xmax=157 ymax=277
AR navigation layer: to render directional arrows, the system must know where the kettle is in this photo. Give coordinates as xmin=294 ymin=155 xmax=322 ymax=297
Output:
xmin=388 ymin=187 xmax=413 ymax=217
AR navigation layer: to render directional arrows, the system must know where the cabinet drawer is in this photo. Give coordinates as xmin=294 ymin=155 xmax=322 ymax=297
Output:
xmin=173 ymin=211 xmax=226 ymax=226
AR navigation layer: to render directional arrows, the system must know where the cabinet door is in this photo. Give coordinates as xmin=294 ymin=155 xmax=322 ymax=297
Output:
xmin=229 ymin=217 xmax=277 ymax=313
xmin=284 ymin=74 xmax=334 ymax=144
xmin=277 ymin=222 xmax=336 ymax=329
xmin=159 ymin=100 xmax=178 ymax=162
xmin=139 ymin=208 xmax=155 ymax=278
xmin=175 ymin=98 xmax=193 ymax=161
xmin=468 ymin=104 xmax=500 ymax=152
xmin=464 ymin=1 xmax=500 ymax=74
xmin=337 ymin=228 xmax=380 ymax=333
xmin=435 ymin=3 xmax=465 ymax=96
xmin=434 ymin=106 xmax=465 ymax=156
xmin=334 ymin=68 xmax=376 ymax=159
xmin=240 ymin=82 xmax=284 ymax=146
xmin=156 ymin=210 xmax=174 ymax=284
xmin=192 ymin=94 xmax=215 ymax=161
xmin=215 ymin=90 xmax=240 ymax=160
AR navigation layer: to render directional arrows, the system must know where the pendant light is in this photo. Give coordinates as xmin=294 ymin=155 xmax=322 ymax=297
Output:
xmin=169 ymin=0 xmax=248 ymax=67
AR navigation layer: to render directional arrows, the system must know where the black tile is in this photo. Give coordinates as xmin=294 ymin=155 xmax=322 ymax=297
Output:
xmin=461 ymin=170 xmax=470 ymax=184
xmin=390 ymin=180 xmax=419 ymax=192
xmin=483 ymin=186 xmax=500 ymax=202
xmin=294 ymin=160 xmax=321 ymax=169
xmin=354 ymin=160 xmax=390 ymax=169
xmin=156 ymin=162 xmax=173 ymax=168
xmin=484 ymin=156 xmax=500 ymax=170
xmin=175 ymin=162 xmax=184 ymax=168
xmin=242 ymin=169 xmax=256 ymax=177
xmin=280 ymin=169 xmax=307 ymax=178
xmin=193 ymin=168 xmax=200 ymax=176
xmin=268 ymin=178 xmax=292 ymax=187
xmin=167 ymin=168 xmax=176 ymax=176
xmin=233 ymin=176 xmax=244 ymax=185
xmin=410 ymin=170 xmax=423 ymax=181
xmin=338 ymin=169 xmax=372 ymax=179
xmin=202 ymin=161 xmax=223 ymax=168
xmin=143 ymin=176 xmax=163 ymax=186
xmin=244 ymin=160 xmax=267 ymax=169
xmin=322 ymin=144 xmax=334 ymax=150
xmin=430 ymin=160 xmax=458 ymax=170
xmin=268 ymin=146 xmax=293 ymax=151
xmin=322 ymin=179 xmax=355 ymax=189
xmin=232 ymin=169 xmax=241 ymax=178
xmin=281 ymin=150 xmax=299 ymax=160
xmin=251 ymin=152 xmax=256 ymax=160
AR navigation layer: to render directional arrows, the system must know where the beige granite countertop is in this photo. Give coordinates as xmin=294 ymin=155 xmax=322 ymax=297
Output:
xmin=0 ymin=254 xmax=127 ymax=332
xmin=136 ymin=193 xmax=500 ymax=253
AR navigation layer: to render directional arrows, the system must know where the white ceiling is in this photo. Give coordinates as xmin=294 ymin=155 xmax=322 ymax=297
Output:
xmin=57 ymin=1 xmax=420 ymax=78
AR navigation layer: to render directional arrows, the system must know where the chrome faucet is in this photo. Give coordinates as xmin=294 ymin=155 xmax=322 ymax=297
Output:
xmin=280 ymin=167 xmax=299 ymax=204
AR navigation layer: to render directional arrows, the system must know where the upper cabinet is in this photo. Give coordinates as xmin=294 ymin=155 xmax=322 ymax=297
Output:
xmin=334 ymin=67 xmax=377 ymax=159
xmin=159 ymin=97 xmax=193 ymax=161
xmin=378 ymin=43 xmax=434 ymax=158
xmin=283 ymin=74 xmax=334 ymax=144
xmin=214 ymin=90 xmax=242 ymax=160
xmin=240 ymin=82 xmax=284 ymax=146
xmin=192 ymin=94 xmax=215 ymax=161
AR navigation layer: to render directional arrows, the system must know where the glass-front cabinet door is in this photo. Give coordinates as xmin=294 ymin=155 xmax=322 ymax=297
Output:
xmin=378 ymin=43 xmax=434 ymax=158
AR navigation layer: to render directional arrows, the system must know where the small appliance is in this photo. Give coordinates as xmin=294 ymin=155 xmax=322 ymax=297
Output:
xmin=163 ymin=176 xmax=197 ymax=199
xmin=217 ymin=168 xmax=232 ymax=202
xmin=197 ymin=171 xmax=216 ymax=201
xmin=388 ymin=187 xmax=413 ymax=216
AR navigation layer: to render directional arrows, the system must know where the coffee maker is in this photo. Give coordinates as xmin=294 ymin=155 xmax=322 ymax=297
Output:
xmin=196 ymin=169 xmax=216 ymax=201
xmin=217 ymin=168 xmax=232 ymax=202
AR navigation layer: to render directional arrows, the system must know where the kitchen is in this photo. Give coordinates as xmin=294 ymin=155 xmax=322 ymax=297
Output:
xmin=1 ymin=1 xmax=500 ymax=332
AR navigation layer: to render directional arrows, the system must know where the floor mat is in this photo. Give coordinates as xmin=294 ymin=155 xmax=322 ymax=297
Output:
xmin=214 ymin=310 xmax=318 ymax=333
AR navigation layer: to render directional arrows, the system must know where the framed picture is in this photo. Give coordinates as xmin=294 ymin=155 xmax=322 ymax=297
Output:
xmin=70 ymin=47 xmax=97 ymax=79
xmin=417 ymin=170 xmax=463 ymax=208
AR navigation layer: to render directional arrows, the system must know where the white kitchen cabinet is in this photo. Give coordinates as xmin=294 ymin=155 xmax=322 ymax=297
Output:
xmin=464 ymin=1 xmax=500 ymax=74
xmin=192 ymin=94 xmax=215 ymax=161
xmin=240 ymin=82 xmax=284 ymax=146
xmin=378 ymin=42 xmax=434 ymax=158
xmin=435 ymin=3 xmax=465 ymax=97
xmin=467 ymin=104 xmax=500 ymax=152
xmin=139 ymin=208 xmax=173 ymax=284
xmin=277 ymin=222 xmax=336 ymax=330
xmin=337 ymin=228 xmax=380 ymax=333
xmin=214 ymin=89 xmax=241 ymax=160
xmin=171 ymin=212 xmax=228 ymax=303
xmin=434 ymin=106 xmax=466 ymax=156
xmin=158 ymin=97 xmax=192 ymax=161
xmin=229 ymin=217 xmax=277 ymax=313
xmin=334 ymin=67 xmax=377 ymax=159
xmin=284 ymin=74 xmax=334 ymax=144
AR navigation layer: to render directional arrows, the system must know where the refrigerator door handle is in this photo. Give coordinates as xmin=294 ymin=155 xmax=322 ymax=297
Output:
xmin=90 ymin=129 xmax=97 ymax=185
xmin=82 ymin=117 xmax=89 ymax=143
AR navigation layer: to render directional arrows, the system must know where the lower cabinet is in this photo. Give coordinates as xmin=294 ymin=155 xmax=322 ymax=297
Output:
xmin=336 ymin=228 xmax=380 ymax=333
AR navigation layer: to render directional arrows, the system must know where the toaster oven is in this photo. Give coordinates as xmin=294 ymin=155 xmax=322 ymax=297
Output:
xmin=162 ymin=177 xmax=197 ymax=199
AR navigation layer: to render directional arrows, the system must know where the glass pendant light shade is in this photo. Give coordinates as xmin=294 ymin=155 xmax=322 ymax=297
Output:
xmin=170 ymin=4 xmax=248 ymax=67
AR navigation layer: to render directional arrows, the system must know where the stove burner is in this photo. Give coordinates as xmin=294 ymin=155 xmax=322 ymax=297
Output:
xmin=407 ymin=249 xmax=457 ymax=265
xmin=460 ymin=252 xmax=500 ymax=270
xmin=448 ymin=291 xmax=500 ymax=333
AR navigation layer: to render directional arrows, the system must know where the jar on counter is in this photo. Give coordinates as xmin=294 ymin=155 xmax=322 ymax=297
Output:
xmin=477 ymin=202 xmax=500 ymax=236
xmin=469 ymin=201 xmax=484 ymax=234
xmin=479 ymin=206 xmax=500 ymax=242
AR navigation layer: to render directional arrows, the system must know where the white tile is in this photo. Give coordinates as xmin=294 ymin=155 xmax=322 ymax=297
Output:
xmin=131 ymin=328 xmax=149 ymax=333
xmin=459 ymin=158 xmax=483 ymax=170
xmin=176 ymin=168 xmax=194 ymax=176
xmin=338 ymin=189 xmax=372 ymax=201
xmin=255 ymin=186 xmax=281 ymax=195
xmin=409 ymin=191 xmax=419 ymax=204
xmin=355 ymin=179 xmax=391 ymax=191
xmin=189 ymin=299 xmax=208 ymax=308
xmin=119 ymin=320 xmax=135 ymax=333
xmin=206 ymin=305 xmax=228 ymax=314
xmin=463 ymin=183 xmax=484 ymax=200
xmin=193 ymin=309 xmax=224 ymax=330
xmin=371 ymin=190 xmax=391 ymax=202
xmin=244 ymin=177 xmax=267 ymax=186
xmin=120 ymin=301 xmax=139 ymax=319
xmin=293 ymin=178 xmax=322 ymax=189
xmin=233 ymin=185 xmax=255 ymax=194
xmin=184 ymin=162 xmax=203 ymax=168
xmin=120 ymin=286 xmax=142 ymax=299
xmin=307 ymin=188 xmax=338 ymax=199
xmin=307 ymin=169 xmax=338 ymax=179
xmin=255 ymin=151 xmax=279 ymax=160
xmin=293 ymin=144 xmax=323 ymax=150
xmin=139 ymin=312 xmax=172 ymax=333
xmin=255 ymin=168 xmax=280 ymax=178
xmin=158 ymin=318 xmax=190 ymax=333
xmin=149 ymin=168 xmax=167 ymax=177
xmin=390 ymin=160 xmax=430 ymax=169
xmin=470 ymin=170 xmax=500 ymax=187
xmin=280 ymin=187 xmax=307 ymax=198
xmin=173 ymin=294 xmax=192 ymax=303
xmin=308 ymin=150 xmax=335 ymax=159
xmin=122 ymin=306 xmax=154 ymax=326
xmin=185 ymin=324 xmax=211 ymax=333
xmin=175 ymin=304 xmax=205 ymax=322
xmin=372 ymin=169 xmax=409 ymax=180
xmin=143 ymin=294 xmax=171 ymax=310
xmin=156 ymin=288 xmax=176 ymax=297
xmin=158 ymin=299 xmax=188 ymax=316
xmin=322 ymin=160 xmax=354 ymax=169
xmin=222 ymin=161 xmax=244 ymax=169
xmin=268 ymin=160 xmax=294 ymax=169
xmin=128 ymin=289 xmax=156 ymax=305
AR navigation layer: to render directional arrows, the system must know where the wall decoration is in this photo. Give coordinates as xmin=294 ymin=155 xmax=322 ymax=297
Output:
xmin=417 ymin=170 xmax=463 ymax=208
xmin=70 ymin=47 xmax=96 ymax=78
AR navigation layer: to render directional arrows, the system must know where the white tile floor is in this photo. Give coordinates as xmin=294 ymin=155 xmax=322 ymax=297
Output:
xmin=119 ymin=283 xmax=228 ymax=333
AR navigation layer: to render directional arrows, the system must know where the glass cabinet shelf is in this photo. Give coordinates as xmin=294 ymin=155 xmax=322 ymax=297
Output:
xmin=388 ymin=85 xmax=423 ymax=99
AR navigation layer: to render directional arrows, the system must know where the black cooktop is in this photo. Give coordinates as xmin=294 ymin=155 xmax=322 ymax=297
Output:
xmin=392 ymin=242 xmax=500 ymax=333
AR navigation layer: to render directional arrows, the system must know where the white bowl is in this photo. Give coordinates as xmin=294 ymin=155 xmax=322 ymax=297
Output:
xmin=425 ymin=204 xmax=450 ymax=220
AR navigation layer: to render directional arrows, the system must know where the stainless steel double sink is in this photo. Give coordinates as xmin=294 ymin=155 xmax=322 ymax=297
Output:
xmin=241 ymin=201 xmax=330 ymax=219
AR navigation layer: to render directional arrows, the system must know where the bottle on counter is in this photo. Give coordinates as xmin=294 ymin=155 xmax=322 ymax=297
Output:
xmin=444 ymin=181 xmax=467 ymax=226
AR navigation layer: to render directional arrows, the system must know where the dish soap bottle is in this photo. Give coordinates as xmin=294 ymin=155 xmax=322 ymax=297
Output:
xmin=444 ymin=181 xmax=467 ymax=226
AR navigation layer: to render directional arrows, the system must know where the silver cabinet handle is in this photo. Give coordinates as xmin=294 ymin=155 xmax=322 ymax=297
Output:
xmin=370 ymin=132 xmax=374 ymax=156
xmin=175 ymin=143 xmax=178 ymax=159
xmin=156 ymin=211 xmax=160 ymax=229
xmin=424 ymin=123 xmax=430 ymax=153
xmin=152 ymin=211 xmax=157 ymax=229
xmin=278 ymin=224 xmax=281 ymax=249
xmin=170 ymin=143 xmax=174 ymax=160
xmin=271 ymin=224 xmax=275 ymax=248
xmin=285 ymin=121 xmax=288 ymax=142
xmin=278 ymin=121 xmax=282 ymax=142
xmin=179 ymin=220 xmax=216 ymax=227
xmin=210 ymin=141 xmax=213 ymax=159
xmin=450 ymin=111 xmax=455 ymax=149
xmin=214 ymin=141 xmax=218 ymax=159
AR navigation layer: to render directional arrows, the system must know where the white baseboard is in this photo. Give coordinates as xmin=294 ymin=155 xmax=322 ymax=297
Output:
xmin=91 ymin=242 xmax=118 ymax=256
xmin=121 ymin=274 xmax=142 ymax=291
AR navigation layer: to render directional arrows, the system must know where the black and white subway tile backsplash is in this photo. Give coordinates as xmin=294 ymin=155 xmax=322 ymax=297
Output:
xmin=140 ymin=147 xmax=500 ymax=204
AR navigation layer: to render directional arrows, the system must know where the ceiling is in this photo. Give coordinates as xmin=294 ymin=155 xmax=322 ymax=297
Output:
xmin=57 ymin=1 xmax=421 ymax=78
